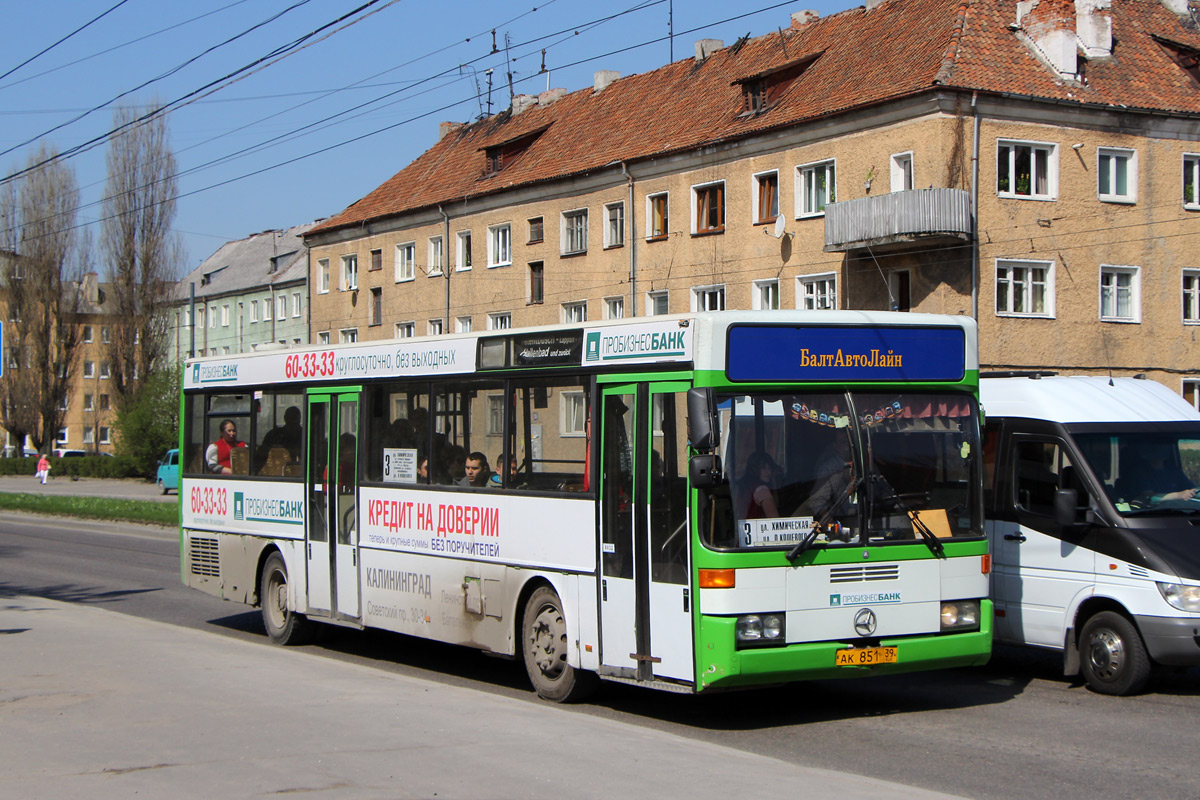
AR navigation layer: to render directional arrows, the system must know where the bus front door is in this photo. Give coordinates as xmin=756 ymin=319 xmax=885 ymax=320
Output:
xmin=598 ymin=384 xmax=693 ymax=684
xmin=306 ymin=391 xmax=361 ymax=622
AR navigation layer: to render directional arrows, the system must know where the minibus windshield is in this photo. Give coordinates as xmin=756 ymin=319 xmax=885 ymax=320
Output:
xmin=1074 ymin=427 xmax=1200 ymax=516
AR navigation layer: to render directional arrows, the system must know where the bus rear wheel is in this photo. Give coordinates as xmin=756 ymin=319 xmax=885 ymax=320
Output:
xmin=1079 ymin=611 xmax=1150 ymax=696
xmin=260 ymin=552 xmax=314 ymax=645
xmin=522 ymin=586 xmax=597 ymax=703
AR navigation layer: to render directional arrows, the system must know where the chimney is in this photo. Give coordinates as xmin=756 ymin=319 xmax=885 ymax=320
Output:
xmin=694 ymin=39 xmax=723 ymax=62
xmin=512 ymin=94 xmax=538 ymax=115
xmin=1076 ymin=0 xmax=1112 ymax=59
xmin=1161 ymin=0 xmax=1189 ymax=14
xmin=790 ymin=10 xmax=820 ymax=28
xmin=1016 ymin=0 xmax=1077 ymax=77
xmin=593 ymin=70 xmax=620 ymax=92
xmin=82 ymin=272 xmax=100 ymax=305
xmin=539 ymin=87 xmax=567 ymax=106
xmin=438 ymin=121 xmax=464 ymax=141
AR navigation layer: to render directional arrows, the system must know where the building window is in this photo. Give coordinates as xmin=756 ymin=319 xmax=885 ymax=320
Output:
xmin=692 ymin=285 xmax=725 ymax=312
xmin=753 ymin=171 xmax=779 ymax=223
xmin=456 ymin=316 xmax=472 ymax=333
xmin=488 ymin=224 xmax=511 ymax=267
xmin=101 ymin=326 xmax=110 ymax=343
xmin=528 ymin=217 xmax=544 ymax=244
xmin=891 ymin=152 xmax=913 ymax=192
xmin=528 ymin=261 xmax=544 ymax=305
xmin=428 ymin=237 xmax=444 ymax=277
xmin=84 ymin=361 xmax=95 ymax=378
xmin=562 ymin=391 xmax=587 ymax=436
xmin=83 ymin=393 xmax=94 ymax=411
xmin=340 ymin=328 xmax=358 ymax=343
xmin=797 ymin=160 xmax=836 ymax=217
xmin=486 ymin=394 xmax=505 ymax=435
xmin=798 ymin=273 xmax=837 ymax=310
xmin=427 ymin=319 xmax=443 ymax=336
xmin=1100 ymin=265 xmax=1140 ymax=323
xmin=604 ymin=202 xmax=625 ymax=248
xmin=276 ymin=296 xmax=286 ymax=320
xmin=369 ymin=287 xmax=383 ymax=326
xmin=1185 ymin=270 xmax=1200 ymax=323
xmin=754 ymin=279 xmax=779 ymax=310
xmin=341 ymin=254 xmax=358 ymax=290
xmin=56 ymin=428 xmax=68 ymax=446
xmin=456 ymin=231 xmax=472 ymax=271
xmin=58 ymin=394 xmax=68 ymax=411
xmin=292 ymin=292 xmax=302 ymax=318
xmin=996 ymin=259 xmax=1053 ymax=317
xmin=647 ymin=290 xmax=669 ymax=316
xmin=220 ymin=305 xmax=229 ymax=326
xmin=561 ymin=209 xmax=588 ymax=255
xmin=83 ymin=427 xmax=95 ymax=445
xmin=488 ymin=312 xmax=511 ymax=330
xmin=318 ymin=331 xmax=330 ymax=345
xmin=1184 ymin=379 xmax=1200 ymax=410
xmin=250 ymin=300 xmax=258 ymax=322
xmin=563 ymin=301 xmax=587 ymax=323
xmin=99 ymin=362 xmax=110 ymax=379
xmin=890 ymin=270 xmax=912 ymax=312
xmin=395 ymin=242 xmax=415 ymax=282
xmin=396 ymin=321 xmax=415 ymax=338
xmin=647 ymin=193 xmax=669 ymax=240
xmin=99 ymin=427 xmax=111 ymax=445
xmin=997 ymin=140 xmax=1056 ymax=199
xmin=692 ymin=181 xmax=725 ymax=234
xmin=82 ymin=325 xmax=93 ymax=343
xmin=1098 ymin=147 xmax=1136 ymax=203
xmin=209 ymin=306 xmax=216 ymax=328
xmin=99 ymin=394 xmax=109 ymax=410
xmin=318 ymin=259 xmax=330 ymax=293
xmin=369 ymin=248 xmax=382 ymax=271
xmin=605 ymin=296 xmax=625 ymax=319
xmin=263 ymin=297 xmax=272 ymax=321
xmin=1185 ymin=155 xmax=1200 ymax=209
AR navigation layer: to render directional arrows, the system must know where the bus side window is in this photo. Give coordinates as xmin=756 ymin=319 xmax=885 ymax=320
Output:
xmin=1014 ymin=440 xmax=1070 ymax=517
xmin=510 ymin=378 xmax=589 ymax=493
xmin=364 ymin=382 xmax=429 ymax=484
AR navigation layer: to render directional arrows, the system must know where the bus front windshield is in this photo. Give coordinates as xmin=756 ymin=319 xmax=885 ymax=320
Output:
xmin=704 ymin=391 xmax=982 ymax=550
xmin=1073 ymin=427 xmax=1200 ymax=516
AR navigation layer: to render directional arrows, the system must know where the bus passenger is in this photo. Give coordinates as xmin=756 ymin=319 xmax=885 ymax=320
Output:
xmin=742 ymin=451 xmax=781 ymax=518
xmin=206 ymin=419 xmax=246 ymax=475
xmin=458 ymin=451 xmax=492 ymax=487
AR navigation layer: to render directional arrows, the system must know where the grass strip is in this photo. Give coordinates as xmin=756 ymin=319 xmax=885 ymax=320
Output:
xmin=0 ymin=493 xmax=178 ymax=527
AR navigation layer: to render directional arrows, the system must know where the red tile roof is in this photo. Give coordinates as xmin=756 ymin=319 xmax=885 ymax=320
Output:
xmin=310 ymin=0 xmax=1200 ymax=236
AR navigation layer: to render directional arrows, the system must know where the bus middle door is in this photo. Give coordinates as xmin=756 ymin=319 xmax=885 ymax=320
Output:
xmin=306 ymin=389 xmax=362 ymax=623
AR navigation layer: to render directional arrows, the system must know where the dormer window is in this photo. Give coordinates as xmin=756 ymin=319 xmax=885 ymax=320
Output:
xmin=733 ymin=52 xmax=822 ymax=116
xmin=485 ymin=147 xmax=504 ymax=176
xmin=743 ymin=80 xmax=767 ymax=114
xmin=480 ymin=125 xmax=549 ymax=178
xmin=1154 ymin=35 xmax=1200 ymax=86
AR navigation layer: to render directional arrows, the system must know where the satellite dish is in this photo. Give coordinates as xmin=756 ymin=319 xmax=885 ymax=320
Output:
xmin=773 ymin=216 xmax=787 ymax=239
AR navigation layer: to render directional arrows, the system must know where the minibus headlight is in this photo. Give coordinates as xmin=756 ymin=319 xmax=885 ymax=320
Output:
xmin=1157 ymin=582 xmax=1200 ymax=613
xmin=735 ymin=613 xmax=786 ymax=647
xmin=940 ymin=600 xmax=981 ymax=631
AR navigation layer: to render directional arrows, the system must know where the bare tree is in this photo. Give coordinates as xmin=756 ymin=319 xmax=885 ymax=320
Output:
xmin=101 ymin=103 xmax=181 ymax=409
xmin=0 ymin=143 xmax=87 ymax=454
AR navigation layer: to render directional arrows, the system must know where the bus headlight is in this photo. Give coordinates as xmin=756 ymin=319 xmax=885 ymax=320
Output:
xmin=1157 ymin=582 xmax=1200 ymax=613
xmin=940 ymin=600 xmax=981 ymax=631
xmin=735 ymin=613 xmax=786 ymax=647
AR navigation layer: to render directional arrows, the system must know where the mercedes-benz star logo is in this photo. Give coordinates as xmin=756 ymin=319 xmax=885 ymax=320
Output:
xmin=854 ymin=608 xmax=877 ymax=637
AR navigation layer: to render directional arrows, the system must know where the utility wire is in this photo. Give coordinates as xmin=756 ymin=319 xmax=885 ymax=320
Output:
xmin=0 ymin=0 xmax=134 ymax=85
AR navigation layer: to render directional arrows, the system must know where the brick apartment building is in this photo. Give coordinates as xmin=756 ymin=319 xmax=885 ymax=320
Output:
xmin=304 ymin=0 xmax=1200 ymax=400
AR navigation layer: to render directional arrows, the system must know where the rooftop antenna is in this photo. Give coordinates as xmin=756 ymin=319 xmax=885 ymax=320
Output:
xmin=460 ymin=65 xmax=486 ymax=119
xmin=484 ymin=68 xmax=495 ymax=117
xmin=669 ymin=0 xmax=674 ymax=62
xmin=505 ymin=32 xmax=515 ymax=103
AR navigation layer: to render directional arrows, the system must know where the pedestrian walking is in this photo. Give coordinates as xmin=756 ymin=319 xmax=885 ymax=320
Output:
xmin=35 ymin=454 xmax=51 ymax=485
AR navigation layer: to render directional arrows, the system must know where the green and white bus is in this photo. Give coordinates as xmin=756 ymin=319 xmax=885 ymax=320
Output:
xmin=180 ymin=310 xmax=991 ymax=701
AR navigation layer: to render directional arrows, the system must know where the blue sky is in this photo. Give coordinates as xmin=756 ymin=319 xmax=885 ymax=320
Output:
xmin=0 ymin=0 xmax=844 ymax=272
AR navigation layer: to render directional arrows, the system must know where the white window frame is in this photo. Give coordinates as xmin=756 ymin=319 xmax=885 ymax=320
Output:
xmin=56 ymin=428 xmax=68 ymax=446
xmin=249 ymin=300 xmax=258 ymax=323
xmin=83 ymin=426 xmax=94 ymax=445
xmin=486 ymin=394 xmax=505 ymax=436
xmin=318 ymin=331 xmax=330 ymax=345
xmin=561 ymin=391 xmax=587 ymax=437
xmin=395 ymin=242 xmax=415 ymax=282
xmin=99 ymin=426 xmax=111 ymax=445
xmin=646 ymin=192 xmax=669 ymax=240
xmin=456 ymin=230 xmax=473 ymax=271
xmin=84 ymin=361 xmax=95 ymax=379
xmin=263 ymin=297 xmax=272 ymax=322
xmin=561 ymin=209 xmax=588 ymax=255
xmin=752 ymin=170 xmax=780 ymax=224
xmin=753 ymin=278 xmax=780 ymax=310
xmin=318 ymin=259 xmax=330 ymax=294
xmin=604 ymin=202 xmax=625 ymax=248
xmin=690 ymin=180 xmax=726 ymax=234
xmin=339 ymin=328 xmax=358 ymax=344
xmin=1099 ymin=265 xmax=1141 ymax=323
xmin=647 ymin=290 xmax=669 ymax=316
xmin=82 ymin=325 xmax=93 ymax=343
xmin=1097 ymin=147 xmax=1137 ymax=204
xmin=797 ymin=273 xmax=838 ymax=310
xmin=1185 ymin=270 xmax=1200 ymax=324
xmin=101 ymin=326 xmax=110 ymax=344
xmin=276 ymin=296 xmax=286 ymax=321
xmin=995 ymin=258 xmax=1055 ymax=318
xmin=209 ymin=306 xmax=217 ymax=328
xmin=604 ymin=296 xmax=625 ymax=319
xmin=456 ymin=316 xmax=472 ymax=333
xmin=427 ymin=237 xmax=443 ymax=277
xmin=427 ymin=319 xmax=443 ymax=336
xmin=83 ymin=393 xmax=94 ymax=412
xmin=563 ymin=301 xmax=588 ymax=324
xmin=890 ymin=151 xmax=914 ymax=192
xmin=395 ymin=321 xmax=415 ymax=338
xmin=796 ymin=159 xmax=836 ymax=218
xmin=996 ymin=139 xmax=1057 ymax=200
xmin=488 ymin=312 xmax=511 ymax=330
xmin=1184 ymin=378 xmax=1200 ymax=411
xmin=292 ymin=292 xmax=302 ymax=318
xmin=1185 ymin=154 xmax=1200 ymax=210
xmin=691 ymin=284 xmax=726 ymax=312
xmin=341 ymin=254 xmax=358 ymax=291
xmin=488 ymin=223 xmax=511 ymax=268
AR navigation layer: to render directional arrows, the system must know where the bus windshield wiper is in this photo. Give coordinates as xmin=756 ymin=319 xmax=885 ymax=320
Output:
xmin=908 ymin=509 xmax=945 ymax=557
xmin=788 ymin=476 xmax=859 ymax=561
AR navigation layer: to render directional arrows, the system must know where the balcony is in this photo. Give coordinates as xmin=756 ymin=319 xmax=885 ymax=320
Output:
xmin=824 ymin=188 xmax=972 ymax=252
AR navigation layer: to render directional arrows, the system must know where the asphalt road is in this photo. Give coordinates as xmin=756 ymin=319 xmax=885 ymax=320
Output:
xmin=1 ymin=511 xmax=1198 ymax=799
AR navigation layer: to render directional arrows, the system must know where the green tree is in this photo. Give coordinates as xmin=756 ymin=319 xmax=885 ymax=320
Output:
xmin=114 ymin=365 xmax=179 ymax=477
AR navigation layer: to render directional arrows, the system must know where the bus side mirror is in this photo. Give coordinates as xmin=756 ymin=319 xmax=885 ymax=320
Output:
xmin=1054 ymin=488 xmax=1082 ymax=527
xmin=690 ymin=453 xmax=722 ymax=490
xmin=687 ymin=387 xmax=719 ymax=451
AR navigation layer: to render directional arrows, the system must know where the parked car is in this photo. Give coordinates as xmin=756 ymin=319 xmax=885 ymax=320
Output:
xmin=156 ymin=449 xmax=179 ymax=495
xmin=53 ymin=449 xmax=87 ymax=458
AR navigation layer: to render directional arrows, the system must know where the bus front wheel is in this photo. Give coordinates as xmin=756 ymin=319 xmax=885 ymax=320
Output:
xmin=260 ymin=552 xmax=314 ymax=646
xmin=1079 ymin=611 xmax=1150 ymax=696
xmin=522 ymin=586 xmax=597 ymax=703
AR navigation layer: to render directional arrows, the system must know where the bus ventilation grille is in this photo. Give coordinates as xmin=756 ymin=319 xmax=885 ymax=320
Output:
xmin=829 ymin=564 xmax=900 ymax=583
xmin=189 ymin=537 xmax=220 ymax=577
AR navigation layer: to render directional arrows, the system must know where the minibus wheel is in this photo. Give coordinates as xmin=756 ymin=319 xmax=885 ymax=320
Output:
xmin=522 ymin=586 xmax=598 ymax=703
xmin=1079 ymin=611 xmax=1150 ymax=695
xmin=261 ymin=551 xmax=314 ymax=646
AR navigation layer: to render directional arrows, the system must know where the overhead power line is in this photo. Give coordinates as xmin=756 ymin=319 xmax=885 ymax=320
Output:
xmin=0 ymin=0 xmax=134 ymax=85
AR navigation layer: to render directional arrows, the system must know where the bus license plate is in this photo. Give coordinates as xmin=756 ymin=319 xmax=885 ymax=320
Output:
xmin=835 ymin=646 xmax=898 ymax=666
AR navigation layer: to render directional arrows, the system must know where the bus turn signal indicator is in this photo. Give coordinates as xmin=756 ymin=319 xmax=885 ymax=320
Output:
xmin=699 ymin=569 xmax=736 ymax=588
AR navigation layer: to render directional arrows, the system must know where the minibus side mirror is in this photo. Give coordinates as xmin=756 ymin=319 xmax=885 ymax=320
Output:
xmin=687 ymin=387 xmax=719 ymax=451
xmin=1054 ymin=488 xmax=1083 ymax=527
xmin=689 ymin=453 xmax=722 ymax=490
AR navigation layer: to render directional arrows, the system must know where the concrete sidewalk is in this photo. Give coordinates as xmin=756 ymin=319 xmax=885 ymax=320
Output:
xmin=0 ymin=596 xmax=962 ymax=800
xmin=0 ymin=474 xmax=175 ymax=502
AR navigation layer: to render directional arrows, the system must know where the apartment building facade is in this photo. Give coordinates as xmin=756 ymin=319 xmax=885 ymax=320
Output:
xmin=305 ymin=0 xmax=1200 ymax=398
